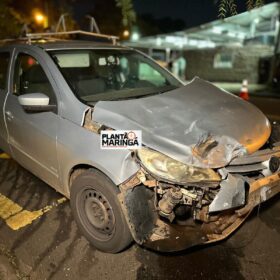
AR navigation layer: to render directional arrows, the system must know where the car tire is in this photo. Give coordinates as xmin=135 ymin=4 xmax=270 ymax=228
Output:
xmin=70 ymin=169 xmax=133 ymax=253
xmin=270 ymin=122 xmax=280 ymax=145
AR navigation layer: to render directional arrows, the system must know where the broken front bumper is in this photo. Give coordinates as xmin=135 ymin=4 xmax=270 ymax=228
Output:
xmin=120 ymin=171 xmax=280 ymax=252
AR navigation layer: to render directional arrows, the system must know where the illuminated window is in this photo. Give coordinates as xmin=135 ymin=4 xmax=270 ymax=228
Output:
xmin=213 ymin=53 xmax=234 ymax=69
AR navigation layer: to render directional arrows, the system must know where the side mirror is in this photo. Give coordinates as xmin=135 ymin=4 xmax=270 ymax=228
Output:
xmin=18 ymin=93 xmax=56 ymax=113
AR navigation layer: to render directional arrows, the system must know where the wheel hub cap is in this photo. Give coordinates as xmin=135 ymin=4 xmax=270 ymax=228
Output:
xmin=83 ymin=189 xmax=115 ymax=235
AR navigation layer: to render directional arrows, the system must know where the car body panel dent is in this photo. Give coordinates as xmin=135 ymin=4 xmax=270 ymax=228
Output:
xmin=93 ymin=78 xmax=271 ymax=168
xmin=57 ymin=117 xmax=140 ymax=196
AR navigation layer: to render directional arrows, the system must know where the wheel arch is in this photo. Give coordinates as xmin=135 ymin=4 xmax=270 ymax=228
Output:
xmin=62 ymin=150 xmax=140 ymax=197
xmin=67 ymin=162 xmax=118 ymax=197
xmin=69 ymin=164 xmax=101 ymax=187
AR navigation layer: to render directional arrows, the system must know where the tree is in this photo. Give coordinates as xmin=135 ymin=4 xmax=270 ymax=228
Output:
xmin=88 ymin=0 xmax=136 ymax=36
xmin=0 ymin=0 xmax=23 ymax=39
xmin=12 ymin=0 xmax=78 ymax=32
xmin=115 ymin=0 xmax=136 ymax=28
xmin=89 ymin=0 xmax=123 ymax=36
xmin=218 ymin=0 xmax=265 ymax=18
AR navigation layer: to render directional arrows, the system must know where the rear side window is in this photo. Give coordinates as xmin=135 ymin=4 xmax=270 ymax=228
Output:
xmin=0 ymin=52 xmax=10 ymax=90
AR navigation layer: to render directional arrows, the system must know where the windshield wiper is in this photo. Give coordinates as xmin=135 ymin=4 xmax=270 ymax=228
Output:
xmin=113 ymin=85 xmax=178 ymax=101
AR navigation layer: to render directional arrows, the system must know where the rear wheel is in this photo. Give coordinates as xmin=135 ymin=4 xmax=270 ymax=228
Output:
xmin=70 ymin=169 xmax=133 ymax=253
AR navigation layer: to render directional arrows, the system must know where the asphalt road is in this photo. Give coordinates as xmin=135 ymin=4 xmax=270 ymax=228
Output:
xmin=0 ymin=157 xmax=280 ymax=280
xmin=215 ymin=83 xmax=280 ymax=122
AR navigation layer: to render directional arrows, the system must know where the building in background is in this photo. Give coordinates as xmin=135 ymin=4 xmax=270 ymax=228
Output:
xmin=125 ymin=2 xmax=280 ymax=87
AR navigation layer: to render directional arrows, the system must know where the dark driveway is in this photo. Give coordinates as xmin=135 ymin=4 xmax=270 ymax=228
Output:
xmin=217 ymin=83 xmax=280 ymax=122
xmin=0 ymin=158 xmax=280 ymax=280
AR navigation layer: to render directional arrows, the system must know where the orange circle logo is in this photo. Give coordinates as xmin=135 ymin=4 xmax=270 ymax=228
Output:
xmin=127 ymin=131 xmax=136 ymax=140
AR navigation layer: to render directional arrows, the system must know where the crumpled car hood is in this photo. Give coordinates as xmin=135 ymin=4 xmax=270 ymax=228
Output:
xmin=93 ymin=78 xmax=271 ymax=168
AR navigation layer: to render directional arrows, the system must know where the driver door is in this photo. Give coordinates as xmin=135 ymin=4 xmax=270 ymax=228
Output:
xmin=5 ymin=50 xmax=60 ymax=189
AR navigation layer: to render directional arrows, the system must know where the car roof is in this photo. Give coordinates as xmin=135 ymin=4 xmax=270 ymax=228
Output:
xmin=0 ymin=39 xmax=130 ymax=51
xmin=40 ymin=40 xmax=129 ymax=51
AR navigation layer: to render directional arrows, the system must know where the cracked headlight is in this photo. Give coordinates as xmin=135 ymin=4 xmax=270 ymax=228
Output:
xmin=137 ymin=148 xmax=220 ymax=184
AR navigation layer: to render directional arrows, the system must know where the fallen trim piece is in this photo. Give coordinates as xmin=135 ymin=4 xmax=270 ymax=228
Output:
xmin=207 ymin=171 xmax=280 ymax=243
xmin=229 ymin=146 xmax=280 ymax=165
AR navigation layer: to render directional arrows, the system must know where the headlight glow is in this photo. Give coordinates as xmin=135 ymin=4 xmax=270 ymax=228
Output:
xmin=137 ymin=148 xmax=221 ymax=184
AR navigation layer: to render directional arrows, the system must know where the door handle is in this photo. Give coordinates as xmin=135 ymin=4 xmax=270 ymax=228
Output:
xmin=5 ymin=111 xmax=14 ymax=119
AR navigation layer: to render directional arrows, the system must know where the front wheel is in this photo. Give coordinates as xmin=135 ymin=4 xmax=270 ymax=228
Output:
xmin=270 ymin=122 xmax=280 ymax=145
xmin=70 ymin=169 xmax=133 ymax=253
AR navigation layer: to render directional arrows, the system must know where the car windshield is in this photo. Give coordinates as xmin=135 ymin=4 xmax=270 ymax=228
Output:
xmin=48 ymin=49 xmax=182 ymax=104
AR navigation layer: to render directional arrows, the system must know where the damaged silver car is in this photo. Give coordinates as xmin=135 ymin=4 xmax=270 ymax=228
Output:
xmin=0 ymin=39 xmax=280 ymax=253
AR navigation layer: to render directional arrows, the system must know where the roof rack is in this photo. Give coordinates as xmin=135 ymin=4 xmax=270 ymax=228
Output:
xmin=25 ymin=30 xmax=119 ymax=45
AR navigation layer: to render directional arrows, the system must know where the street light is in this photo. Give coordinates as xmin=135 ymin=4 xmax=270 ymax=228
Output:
xmin=131 ymin=31 xmax=140 ymax=41
xmin=123 ymin=30 xmax=130 ymax=38
xmin=33 ymin=11 xmax=48 ymax=28
xmin=34 ymin=12 xmax=45 ymax=24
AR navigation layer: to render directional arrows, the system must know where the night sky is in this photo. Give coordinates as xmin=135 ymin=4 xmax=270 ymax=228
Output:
xmin=134 ymin=0 xmax=223 ymax=28
xmin=134 ymin=0 xmax=276 ymax=28
xmin=73 ymin=0 xmax=277 ymax=30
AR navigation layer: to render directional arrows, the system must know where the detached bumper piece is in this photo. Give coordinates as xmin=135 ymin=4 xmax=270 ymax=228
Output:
xmin=208 ymin=174 xmax=246 ymax=213
xmin=119 ymin=171 xmax=280 ymax=252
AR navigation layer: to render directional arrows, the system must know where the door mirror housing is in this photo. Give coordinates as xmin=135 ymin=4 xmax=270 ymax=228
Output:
xmin=18 ymin=93 xmax=56 ymax=113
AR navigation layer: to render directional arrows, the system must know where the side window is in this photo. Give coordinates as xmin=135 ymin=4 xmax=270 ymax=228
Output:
xmin=13 ymin=53 xmax=56 ymax=105
xmin=0 ymin=52 xmax=10 ymax=90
